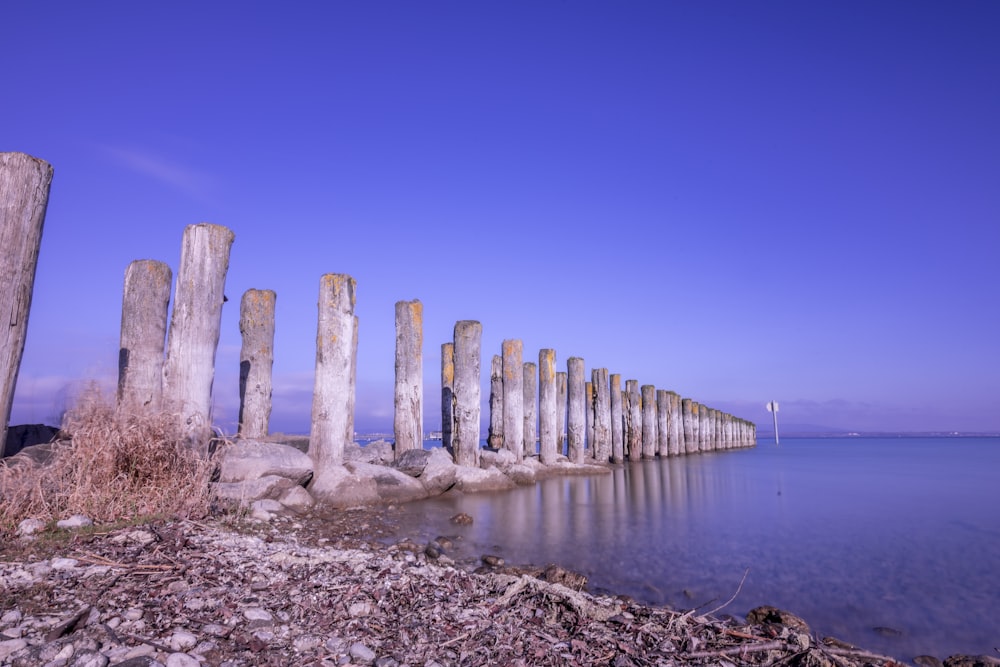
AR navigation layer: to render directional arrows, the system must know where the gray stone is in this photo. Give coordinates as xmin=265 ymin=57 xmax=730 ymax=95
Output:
xmin=250 ymin=499 xmax=284 ymax=521
xmin=277 ymin=485 xmax=314 ymax=512
xmin=307 ymin=464 xmax=380 ymax=508
xmin=350 ymin=642 xmax=376 ymax=664
xmin=344 ymin=440 xmax=394 ymax=465
xmin=419 ymin=447 xmax=457 ymax=496
xmin=346 ymin=461 xmax=429 ymax=503
xmin=211 ymin=475 xmax=298 ymax=503
xmin=454 ymin=466 xmax=516 ymax=493
xmin=393 ymin=448 xmax=431 ymax=477
xmin=16 ymin=518 xmax=45 ymax=537
xmin=479 ymin=448 xmax=517 ymax=471
xmin=164 ymin=654 xmax=200 ymax=667
xmin=57 ymin=514 xmax=93 ymax=529
xmin=218 ymin=441 xmax=313 ymax=484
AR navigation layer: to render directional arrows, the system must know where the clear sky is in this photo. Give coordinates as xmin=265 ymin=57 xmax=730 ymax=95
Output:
xmin=5 ymin=1 xmax=999 ymax=435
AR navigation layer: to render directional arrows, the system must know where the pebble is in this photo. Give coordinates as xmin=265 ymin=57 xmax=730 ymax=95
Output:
xmin=56 ymin=514 xmax=93 ymax=529
xmin=51 ymin=557 xmax=80 ymax=570
xmin=165 ymin=653 xmax=201 ymax=667
xmin=350 ymin=642 xmax=376 ymax=664
xmin=169 ymin=630 xmax=198 ymax=651
xmin=243 ymin=607 xmax=273 ymax=622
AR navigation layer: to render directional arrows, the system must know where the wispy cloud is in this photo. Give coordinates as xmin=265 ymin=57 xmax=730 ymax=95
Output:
xmin=99 ymin=145 xmax=216 ymax=203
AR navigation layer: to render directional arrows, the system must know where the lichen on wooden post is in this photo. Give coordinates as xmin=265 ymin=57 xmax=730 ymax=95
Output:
xmin=0 ymin=152 xmax=53 ymax=456
xmin=625 ymin=380 xmax=641 ymax=459
xmin=117 ymin=260 xmax=171 ymax=415
xmin=641 ymin=384 xmax=657 ymax=459
xmin=538 ymin=349 xmax=557 ymax=465
xmin=453 ymin=321 xmax=482 ymax=467
xmin=556 ymin=371 xmax=567 ymax=455
xmin=592 ymin=368 xmax=611 ymax=463
xmin=502 ymin=339 xmax=524 ymax=462
xmin=237 ymin=288 xmax=276 ymax=439
xmin=566 ymin=357 xmax=586 ymax=464
xmin=161 ymin=223 xmax=235 ymax=452
xmin=488 ymin=354 xmax=504 ymax=450
xmin=393 ymin=299 xmax=423 ymax=457
xmin=523 ymin=361 xmax=537 ymax=458
xmin=610 ymin=374 xmax=624 ymax=464
xmin=308 ymin=274 xmax=357 ymax=481
xmin=441 ymin=343 xmax=455 ymax=453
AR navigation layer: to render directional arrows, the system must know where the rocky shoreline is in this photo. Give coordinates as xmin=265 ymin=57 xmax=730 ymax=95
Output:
xmin=3 ymin=511 xmax=968 ymax=667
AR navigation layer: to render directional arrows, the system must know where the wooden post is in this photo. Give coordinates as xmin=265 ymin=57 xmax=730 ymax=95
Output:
xmin=488 ymin=354 xmax=504 ymax=449
xmin=625 ymin=380 xmax=641 ymax=459
xmin=592 ymin=368 xmax=611 ymax=463
xmin=392 ymin=299 xmax=423 ymax=456
xmin=0 ymin=153 xmax=53 ymax=457
xmin=609 ymin=374 xmax=624 ymax=463
xmin=162 ymin=223 xmax=235 ymax=451
xmin=523 ymin=361 xmax=537 ymax=458
xmin=453 ymin=321 xmax=482 ymax=467
xmin=556 ymin=371 xmax=567 ymax=455
xmin=696 ymin=402 xmax=708 ymax=452
xmin=502 ymin=339 xmax=524 ymax=462
xmin=308 ymin=274 xmax=357 ymax=475
xmin=668 ymin=391 xmax=683 ymax=456
xmin=237 ymin=288 xmax=276 ymax=439
xmin=441 ymin=343 xmax=454 ymax=453
xmin=585 ymin=380 xmax=595 ymax=457
xmin=538 ymin=349 xmax=557 ymax=464
xmin=681 ymin=398 xmax=695 ymax=454
xmin=641 ymin=384 xmax=657 ymax=459
xmin=566 ymin=357 xmax=586 ymax=464
xmin=656 ymin=389 xmax=670 ymax=457
xmin=117 ymin=260 xmax=171 ymax=415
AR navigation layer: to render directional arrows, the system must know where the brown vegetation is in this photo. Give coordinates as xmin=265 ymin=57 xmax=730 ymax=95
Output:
xmin=0 ymin=388 xmax=214 ymax=534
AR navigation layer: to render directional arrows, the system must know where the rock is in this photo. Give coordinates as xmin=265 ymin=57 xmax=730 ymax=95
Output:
xmin=914 ymin=656 xmax=945 ymax=667
xmin=2 ymin=423 xmax=59 ymax=458
xmin=393 ymin=448 xmax=432 ymax=476
xmin=348 ymin=601 xmax=373 ymax=617
xmin=481 ymin=554 xmax=505 ymax=567
xmin=110 ymin=529 xmax=157 ymax=547
xmin=169 ymin=630 xmax=197 ymax=651
xmin=345 ymin=461 xmax=429 ymax=503
xmin=505 ymin=463 xmax=537 ymax=485
xmin=277 ymin=485 xmax=315 ymax=512
xmin=308 ymin=464 xmax=380 ymax=508
xmin=424 ymin=542 xmax=442 ymax=559
xmin=212 ymin=475 xmax=299 ymax=503
xmin=71 ymin=651 xmax=110 ymax=667
xmin=345 ymin=440 xmax=394 ymax=465
xmin=16 ymin=518 xmax=45 ymax=537
xmin=0 ymin=639 xmax=27 ymax=662
xmin=165 ymin=654 xmax=200 ymax=667
xmin=350 ymin=642 xmax=376 ymax=664
xmin=419 ymin=448 xmax=458 ymax=496
xmin=479 ymin=448 xmax=517 ymax=470
xmin=250 ymin=499 xmax=285 ymax=521
xmin=745 ymin=605 xmax=811 ymax=635
xmin=541 ymin=564 xmax=588 ymax=591
xmin=243 ymin=607 xmax=273 ymax=622
xmin=50 ymin=557 xmax=80 ymax=570
xmin=944 ymin=657 xmax=1000 ymax=667
xmin=450 ymin=512 xmax=473 ymax=525
xmin=218 ymin=441 xmax=313 ymax=484
xmin=453 ymin=465 xmax=516 ymax=493
xmin=57 ymin=515 xmax=93 ymax=529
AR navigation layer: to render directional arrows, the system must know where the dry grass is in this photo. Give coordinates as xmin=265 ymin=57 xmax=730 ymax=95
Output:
xmin=0 ymin=387 xmax=215 ymax=535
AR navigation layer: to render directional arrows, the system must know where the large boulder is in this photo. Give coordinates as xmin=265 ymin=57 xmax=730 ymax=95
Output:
xmin=480 ymin=448 xmax=517 ymax=471
xmin=308 ymin=464 xmax=380 ymax=508
xmin=212 ymin=475 xmax=300 ymax=503
xmin=393 ymin=449 xmax=432 ymax=477
xmin=419 ymin=448 xmax=458 ymax=496
xmin=346 ymin=461 xmax=429 ymax=503
xmin=3 ymin=424 xmax=60 ymax=458
xmin=454 ymin=465 xmax=517 ymax=493
xmin=344 ymin=440 xmax=393 ymax=465
xmin=218 ymin=441 xmax=313 ymax=484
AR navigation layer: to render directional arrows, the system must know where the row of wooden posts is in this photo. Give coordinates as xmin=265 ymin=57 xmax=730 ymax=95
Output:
xmin=1 ymin=152 xmax=756 ymax=472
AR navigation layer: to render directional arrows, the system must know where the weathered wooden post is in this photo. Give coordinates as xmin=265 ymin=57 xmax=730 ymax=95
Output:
xmin=556 ymin=371 xmax=567 ymax=455
xmin=308 ymin=274 xmax=357 ymax=484
xmin=393 ymin=299 xmax=423 ymax=457
xmin=237 ymin=288 xmax=276 ymax=439
xmin=161 ymin=223 xmax=235 ymax=451
xmin=0 ymin=153 xmax=53 ymax=457
xmin=488 ymin=354 xmax=504 ymax=449
xmin=523 ymin=361 xmax=537 ymax=457
xmin=592 ymin=368 xmax=611 ymax=462
xmin=586 ymin=381 xmax=594 ymax=456
xmin=641 ymin=384 xmax=657 ymax=459
xmin=610 ymin=374 xmax=624 ymax=463
xmin=441 ymin=343 xmax=454 ymax=453
xmin=538 ymin=349 xmax=557 ymax=464
xmin=502 ymin=339 xmax=524 ymax=462
xmin=697 ymin=403 xmax=708 ymax=452
xmin=453 ymin=321 xmax=482 ymax=467
xmin=681 ymin=398 xmax=696 ymax=454
xmin=117 ymin=260 xmax=171 ymax=415
xmin=566 ymin=357 xmax=586 ymax=464
xmin=625 ymin=380 xmax=641 ymax=459
xmin=668 ymin=391 xmax=683 ymax=456
xmin=656 ymin=389 xmax=670 ymax=457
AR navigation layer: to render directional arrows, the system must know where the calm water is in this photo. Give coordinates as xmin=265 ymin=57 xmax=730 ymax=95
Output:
xmin=384 ymin=437 xmax=1000 ymax=661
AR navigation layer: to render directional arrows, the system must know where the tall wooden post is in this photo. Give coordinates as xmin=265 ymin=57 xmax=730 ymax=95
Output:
xmin=592 ymin=368 xmax=611 ymax=463
xmin=585 ymin=380 xmax=595 ymax=457
xmin=453 ymin=321 xmax=482 ymax=467
xmin=502 ymin=339 xmax=524 ymax=462
xmin=538 ymin=349 xmax=557 ymax=464
xmin=566 ymin=357 xmax=586 ymax=464
xmin=556 ymin=371 xmax=567 ymax=455
xmin=696 ymin=403 xmax=707 ymax=452
xmin=441 ymin=343 xmax=454 ymax=453
xmin=309 ymin=274 xmax=357 ymax=477
xmin=625 ymin=380 xmax=641 ymax=459
xmin=488 ymin=354 xmax=504 ymax=449
xmin=162 ymin=223 xmax=235 ymax=451
xmin=0 ymin=153 xmax=52 ymax=456
xmin=610 ymin=374 xmax=624 ymax=464
xmin=656 ymin=389 xmax=670 ymax=457
xmin=117 ymin=260 xmax=171 ymax=415
xmin=668 ymin=391 xmax=683 ymax=456
xmin=393 ymin=299 xmax=423 ymax=457
xmin=238 ymin=288 xmax=276 ymax=439
xmin=523 ymin=361 xmax=537 ymax=457
xmin=681 ymin=398 xmax=696 ymax=454
xmin=641 ymin=384 xmax=657 ymax=459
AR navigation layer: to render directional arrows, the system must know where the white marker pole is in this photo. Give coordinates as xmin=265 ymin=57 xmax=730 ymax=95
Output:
xmin=766 ymin=401 xmax=780 ymax=445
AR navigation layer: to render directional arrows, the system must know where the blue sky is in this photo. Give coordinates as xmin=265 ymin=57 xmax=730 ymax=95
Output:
xmin=5 ymin=1 xmax=999 ymax=435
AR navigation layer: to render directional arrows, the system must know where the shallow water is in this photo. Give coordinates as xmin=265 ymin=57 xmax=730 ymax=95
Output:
xmin=386 ymin=437 xmax=1000 ymax=661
